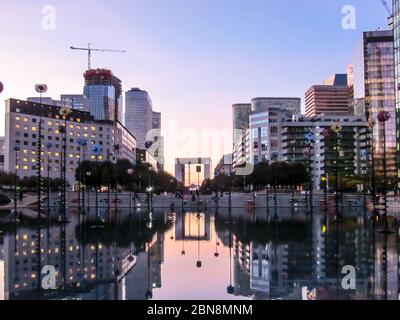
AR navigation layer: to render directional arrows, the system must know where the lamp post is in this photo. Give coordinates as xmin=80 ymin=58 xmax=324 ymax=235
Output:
xmin=34 ymin=84 xmax=48 ymax=219
xmin=92 ymin=144 xmax=103 ymax=228
xmin=58 ymin=106 xmax=73 ymax=223
xmin=377 ymin=109 xmax=393 ymax=234
xmin=304 ymin=129 xmax=314 ymax=214
xmin=113 ymin=144 xmax=120 ymax=212
xmin=196 ymin=213 xmax=202 ymax=268
xmin=77 ymin=138 xmax=88 ymax=212
xmin=13 ymin=145 xmax=21 ymax=215
xmin=45 ymin=142 xmax=52 ymax=210
xmin=127 ymin=168 xmax=134 ymax=210
xmin=368 ymin=117 xmax=377 ymax=207
xmin=330 ymin=123 xmax=342 ymax=221
xmin=85 ymin=171 xmax=92 ymax=212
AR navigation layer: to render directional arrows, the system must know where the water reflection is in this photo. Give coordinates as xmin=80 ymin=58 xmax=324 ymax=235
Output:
xmin=0 ymin=206 xmax=398 ymax=300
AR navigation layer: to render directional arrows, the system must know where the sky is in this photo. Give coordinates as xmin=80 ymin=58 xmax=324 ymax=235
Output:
xmin=0 ymin=0 xmax=389 ymax=174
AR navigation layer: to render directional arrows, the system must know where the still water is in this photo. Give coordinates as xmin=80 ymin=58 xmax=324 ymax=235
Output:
xmin=0 ymin=206 xmax=399 ymax=300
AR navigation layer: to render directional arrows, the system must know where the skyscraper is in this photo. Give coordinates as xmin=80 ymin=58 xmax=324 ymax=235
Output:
xmin=393 ymin=0 xmax=400 ymax=183
xmin=83 ymin=69 xmax=122 ymax=123
xmin=125 ymin=88 xmax=154 ymax=149
xmin=353 ymin=29 xmax=397 ymax=180
xmin=305 ymin=74 xmax=351 ymax=117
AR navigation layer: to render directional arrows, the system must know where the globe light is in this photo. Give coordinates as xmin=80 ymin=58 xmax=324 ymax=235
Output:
xmin=35 ymin=84 xmax=48 ymax=93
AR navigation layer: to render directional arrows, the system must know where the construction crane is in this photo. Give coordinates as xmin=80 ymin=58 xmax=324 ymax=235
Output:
xmin=70 ymin=43 xmax=126 ymax=70
xmin=380 ymin=0 xmax=393 ymax=18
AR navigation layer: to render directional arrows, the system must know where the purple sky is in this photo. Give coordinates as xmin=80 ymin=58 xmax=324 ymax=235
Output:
xmin=0 ymin=1 xmax=388 ymax=174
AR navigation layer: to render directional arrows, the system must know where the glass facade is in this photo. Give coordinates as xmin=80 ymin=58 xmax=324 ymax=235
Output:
xmin=353 ymin=30 xmax=397 ymax=181
xmin=394 ymin=0 xmax=400 ymax=183
xmin=84 ymin=85 xmax=116 ymax=121
xmin=83 ymin=69 xmax=122 ymax=123
xmin=125 ymin=88 xmax=154 ymax=149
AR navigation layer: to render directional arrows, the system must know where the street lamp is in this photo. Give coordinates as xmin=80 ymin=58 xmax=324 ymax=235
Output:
xmin=85 ymin=170 xmax=92 ymax=212
xmin=196 ymin=213 xmax=202 ymax=268
xmin=127 ymin=168 xmax=134 ymax=210
xmin=113 ymin=144 xmax=120 ymax=211
xmin=34 ymin=84 xmax=48 ymax=219
xmin=58 ymin=106 xmax=73 ymax=223
xmin=304 ymin=128 xmax=314 ymax=213
xmin=77 ymin=138 xmax=88 ymax=212
xmin=377 ymin=109 xmax=393 ymax=234
xmin=45 ymin=142 xmax=52 ymax=210
xmin=13 ymin=145 xmax=21 ymax=215
xmin=92 ymin=144 xmax=103 ymax=227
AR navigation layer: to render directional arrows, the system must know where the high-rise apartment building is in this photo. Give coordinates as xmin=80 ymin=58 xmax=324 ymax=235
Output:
xmin=353 ymin=29 xmax=397 ymax=180
xmin=4 ymin=99 xmax=137 ymax=186
xmin=305 ymin=74 xmax=351 ymax=117
xmin=282 ymin=115 xmax=369 ymax=190
xmin=83 ymin=69 xmax=122 ymax=123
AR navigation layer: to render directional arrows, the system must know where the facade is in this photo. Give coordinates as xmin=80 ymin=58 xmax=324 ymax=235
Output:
xmin=152 ymin=111 xmax=161 ymax=129
xmin=60 ymin=94 xmax=89 ymax=111
xmin=251 ymin=97 xmax=301 ymax=114
xmin=83 ymin=69 xmax=122 ymax=123
xmin=394 ymin=0 xmax=400 ymax=183
xmin=27 ymin=97 xmax=63 ymax=106
xmin=214 ymin=153 xmax=233 ymax=176
xmin=125 ymin=88 xmax=154 ymax=149
xmin=232 ymin=98 xmax=301 ymax=171
xmin=282 ymin=115 xmax=369 ymax=190
xmin=175 ymin=158 xmax=212 ymax=185
xmin=232 ymin=104 xmax=252 ymax=170
xmin=4 ymin=99 xmax=137 ymax=186
xmin=232 ymin=129 xmax=250 ymax=171
xmin=249 ymin=108 xmax=293 ymax=164
xmin=305 ymin=82 xmax=351 ymax=117
xmin=353 ymin=29 xmax=397 ymax=180
xmin=136 ymin=149 xmax=159 ymax=172
xmin=28 ymin=95 xmax=89 ymax=111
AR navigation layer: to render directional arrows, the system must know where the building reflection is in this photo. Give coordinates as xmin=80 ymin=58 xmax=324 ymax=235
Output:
xmin=0 ymin=208 xmax=170 ymax=300
xmin=216 ymin=208 xmax=399 ymax=300
xmin=0 ymin=207 xmax=398 ymax=300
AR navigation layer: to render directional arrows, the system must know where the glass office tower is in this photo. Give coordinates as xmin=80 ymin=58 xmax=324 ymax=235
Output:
xmin=394 ymin=0 xmax=400 ymax=184
xmin=353 ymin=30 xmax=397 ymax=182
xmin=83 ymin=69 xmax=122 ymax=123
xmin=125 ymin=88 xmax=154 ymax=149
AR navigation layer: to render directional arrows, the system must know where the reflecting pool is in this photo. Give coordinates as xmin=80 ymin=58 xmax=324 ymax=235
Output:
xmin=0 ymin=206 xmax=399 ymax=300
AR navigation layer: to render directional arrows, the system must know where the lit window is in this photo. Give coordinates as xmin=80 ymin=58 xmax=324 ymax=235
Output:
xmin=32 ymin=127 xmax=37 ymax=131
xmin=15 ymin=124 xmax=20 ymax=129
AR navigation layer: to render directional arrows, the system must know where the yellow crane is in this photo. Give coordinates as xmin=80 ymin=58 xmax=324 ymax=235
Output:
xmin=70 ymin=43 xmax=126 ymax=70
